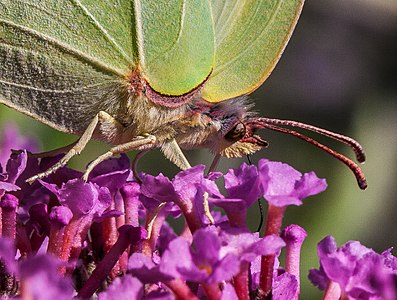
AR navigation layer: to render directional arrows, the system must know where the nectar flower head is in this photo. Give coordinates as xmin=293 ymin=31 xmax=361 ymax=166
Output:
xmin=0 ymin=123 xmax=38 ymax=168
xmin=88 ymin=154 xmax=131 ymax=194
xmin=258 ymin=159 xmax=327 ymax=207
xmin=157 ymin=226 xmax=285 ymax=284
xmin=98 ymin=273 xmax=144 ymax=300
xmin=19 ymin=255 xmax=74 ymax=300
xmin=224 ymin=162 xmax=260 ymax=207
xmin=40 ymin=178 xmax=112 ymax=219
xmin=309 ymin=236 xmax=397 ymax=299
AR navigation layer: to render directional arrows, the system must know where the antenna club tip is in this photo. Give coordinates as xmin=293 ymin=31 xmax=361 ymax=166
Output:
xmin=357 ymin=153 xmax=366 ymax=163
xmin=359 ymin=179 xmax=368 ymax=190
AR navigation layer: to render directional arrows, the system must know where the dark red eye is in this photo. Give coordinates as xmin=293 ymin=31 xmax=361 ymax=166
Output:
xmin=225 ymin=122 xmax=246 ymax=142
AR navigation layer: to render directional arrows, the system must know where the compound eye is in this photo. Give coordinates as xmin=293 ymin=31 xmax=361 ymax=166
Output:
xmin=225 ymin=122 xmax=246 ymax=142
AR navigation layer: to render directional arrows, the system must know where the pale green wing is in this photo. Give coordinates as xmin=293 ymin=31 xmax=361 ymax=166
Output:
xmin=0 ymin=0 xmax=136 ymax=133
xmin=137 ymin=0 xmax=214 ymax=95
xmin=202 ymin=0 xmax=304 ymax=102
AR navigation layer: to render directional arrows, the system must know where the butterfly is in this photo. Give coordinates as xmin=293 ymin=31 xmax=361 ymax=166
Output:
xmin=0 ymin=0 xmax=366 ymax=189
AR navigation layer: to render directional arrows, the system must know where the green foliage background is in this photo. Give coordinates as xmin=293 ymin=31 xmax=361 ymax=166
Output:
xmin=1 ymin=1 xmax=396 ymax=298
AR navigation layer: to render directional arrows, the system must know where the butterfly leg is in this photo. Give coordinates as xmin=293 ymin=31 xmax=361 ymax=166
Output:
xmin=28 ymin=141 xmax=77 ymax=158
xmin=82 ymin=134 xmax=156 ymax=181
xmin=26 ymin=111 xmax=124 ymax=184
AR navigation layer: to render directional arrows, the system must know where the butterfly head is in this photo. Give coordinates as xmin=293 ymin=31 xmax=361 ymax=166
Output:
xmin=185 ymin=96 xmax=269 ymax=158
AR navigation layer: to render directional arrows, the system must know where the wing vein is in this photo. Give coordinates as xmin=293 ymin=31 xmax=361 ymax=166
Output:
xmin=0 ymin=19 xmax=125 ymax=78
xmin=0 ymin=78 xmax=118 ymax=94
xmin=214 ymin=0 xmax=242 ymax=47
xmin=149 ymin=0 xmax=187 ymax=63
xmin=69 ymin=0 xmax=132 ymax=66
xmin=212 ymin=0 xmax=283 ymax=78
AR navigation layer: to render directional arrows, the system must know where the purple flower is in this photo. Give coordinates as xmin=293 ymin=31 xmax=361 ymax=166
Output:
xmin=145 ymin=289 xmax=174 ymax=300
xmin=39 ymin=178 xmax=113 ymax=266
xmin=40 ymin=178 xmax=111 ymax=219
xmin=98 ymin=275 xmax=143 ymax=300
xmin=156 ymin=222 xmax=178 ymax=254
xmin=210 ymin=163 xmax=261 ymax=226
xmin=49 ymin=206 xmax=73 ymax=226
xmin=0 ymin=150 xmax=28 ymax=199
xmin=273 ymin=272 xmax=298 ymax=300
xmin=140 ymin=165 xmax=222 ymax=230
xmin=258 ymin=159 xmax=327 ymax=207
xmin=159 ymin=233 xmax=230 ymax=283
xmin=0 ymin=240 xmax=73 ymax=300
xmin=19 ymin=255 xmax=74 ymax=300
xmin=129 ymin=226 xmax=285 ymax=288
xmin=279 ymin=224 xmax=307 ymax=299
xmin=141 ymin=165 xmax=222 ymax=205
xmin=88 ymin=154 xmax=131 ymax=194
xmin=128 ymin=252 xmax=173 ymax=283
xmin=158 ymin=226 xmax=284 ymax=284
xmin=37 ymin=155 xmax=83 ymax=186
xmin=309 ymin=236 xmax=397 ymax=299
xmin=221 ymin=283 xmax=238 ymax=300
xmin=120 ymin=182 xmax=143 ymax=226
xmin=0 ymin=237 xmax=17 ymax=274
xmin=250 ymin=255 xmax=299 ymax=298
xmin=224 ymin=162 xmax=260 ymax=207
xmin=219 ymin=227 xmax=285 ymax=262
xmin=383 ymin=248 xmax=397 ymax=271
xmin=0 ymin=123 xmax=38 ymax=168
xmin=0 ymin=140 xmax=370 ymax=300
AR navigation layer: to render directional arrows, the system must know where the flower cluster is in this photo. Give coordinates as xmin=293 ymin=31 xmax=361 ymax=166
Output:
xmin=309 ymin=236 xmax=397 ymax=299
xmin=0 ymin=124 xmax=396 ymax=299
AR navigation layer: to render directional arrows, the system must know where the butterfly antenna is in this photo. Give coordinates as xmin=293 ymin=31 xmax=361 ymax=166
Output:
xmin=257 ymin=118 xmax=366 ymax=163
xmin=258 ymin=123 xmax=367 ymax=190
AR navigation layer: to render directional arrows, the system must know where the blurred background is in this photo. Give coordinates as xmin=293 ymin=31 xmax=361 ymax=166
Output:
xmin=1 ymin=0 xmax=396 ymax=297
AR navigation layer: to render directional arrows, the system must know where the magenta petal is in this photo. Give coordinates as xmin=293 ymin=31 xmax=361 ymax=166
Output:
xmin=208 ymin=253 xmax=241 ymax=283
xmin=273 ymin=272 xmax=298 ymax=300
xmin=310 ymin=236 xmax=397 ymax=299
xmin=224 ymin=162 xmax=260 ymax=207
xmin=308 ymin=267 xmax=329 ymax=290
xmin=0 ymin=124 xmax=38 ymax=167
xmin=192 ymin=227 xmax=221 ymax=265
xmin=141 ymin=173 xmax=178 ymax=202
xmin=173 ymin=165 xmax=206 ymax=200
xmin=295 ymin=171 xmax=327 ymax=199
xmin=128 ymin=252 xmax=172 ymax=283
xmin=42 ymin=178 xmax=112 ymax=218
xmin=88 ymin=154 xmax=130 ymax=179
xmin=159 ymin=237 xmax=207 ymax=282
xmin=89 ymin=154 xmax=131 ymax=193
xmin=49 ymin=206 xmax=73 ymax=226
xmin=98 ymin=276 xmax=143 ymax=300
xmin=19 ymin=255 xmax=74 ymax=300
xmin=258 ymin=159 xmax=327 ymax=207
xmin=221 ymin=283 xmax=238 ymax=300
xmin=0 ymin=237 xmax=17 ymax=274
xmin=39 ymin=180 xmax=60 ymax=198
xmin=0 ymin=182 xmax=20 ymax=193
xmin=6 ymin=150 xmax=27 ymax=184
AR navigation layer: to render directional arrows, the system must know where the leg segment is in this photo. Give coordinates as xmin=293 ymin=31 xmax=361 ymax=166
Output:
xmin=26 ymin=111 xmax=125 ymax=184
xmin=82 ymin=134 xmax=156 ymax=181
xmin=28 ymin=141 xmax=77 ymax=158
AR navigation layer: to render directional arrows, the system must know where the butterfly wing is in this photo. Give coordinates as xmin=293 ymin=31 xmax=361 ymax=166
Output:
xmin=0 ymin=0 xmax=137 ymax=134
xmin=137 ymin=0 xmax=214 ymax=96
xmin=202 ymin=0 xmax=304 ymax=102
xmin=0 ymin=0 xmax=214 ymax=134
